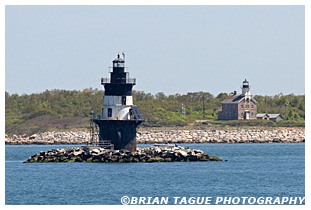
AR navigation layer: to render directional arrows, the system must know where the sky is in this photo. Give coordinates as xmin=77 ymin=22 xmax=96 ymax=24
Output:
xmin=5 ymin=5 xmax=305 ymax=96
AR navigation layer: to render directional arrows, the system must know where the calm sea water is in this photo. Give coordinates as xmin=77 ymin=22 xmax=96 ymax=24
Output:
xmin=5 ymin=143 xmax=305 ymax=205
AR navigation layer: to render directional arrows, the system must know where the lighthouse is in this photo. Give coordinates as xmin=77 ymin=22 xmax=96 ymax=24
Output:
xmin=241 ymin=79 xmax=251 ymax=97
xmin=92 ymin=54 xmax=143 ymax=152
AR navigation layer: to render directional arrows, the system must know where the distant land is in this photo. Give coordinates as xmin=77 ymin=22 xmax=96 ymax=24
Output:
xmin=5 ymin=89 xmax=305 ymax=136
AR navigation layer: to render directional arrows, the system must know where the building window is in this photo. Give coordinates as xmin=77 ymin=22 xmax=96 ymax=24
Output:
xmin=108 ymin=108 xmax=112 ymax=117
xmin=241 ymin=112 xmax=243 ymax=117
xmin=122 ymin=96 xmax=126 ymax=105
xmin=251 ymin=104 xmax=254 ymax=109
xmin=241 ymin=105 xmax=243 ymax=109
xmin=251 ymin=112 xmax=253 ymax=117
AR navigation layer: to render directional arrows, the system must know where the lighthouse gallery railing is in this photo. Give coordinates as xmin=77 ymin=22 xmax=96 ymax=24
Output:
xmin=101 ymin=78 xmax=136 ymax=84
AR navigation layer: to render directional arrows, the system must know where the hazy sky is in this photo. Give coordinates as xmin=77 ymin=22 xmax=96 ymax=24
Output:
xmin=5 ymin=5 xmax=305 ymax=96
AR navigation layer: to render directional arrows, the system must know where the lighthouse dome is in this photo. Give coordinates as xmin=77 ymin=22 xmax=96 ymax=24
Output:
xmin=113 ymin=54 xmax=124 ymax=63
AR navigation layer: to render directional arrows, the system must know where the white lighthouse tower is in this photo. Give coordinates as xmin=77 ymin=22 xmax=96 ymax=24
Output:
xmin=241 ymin=79 xmax=251 ymax=98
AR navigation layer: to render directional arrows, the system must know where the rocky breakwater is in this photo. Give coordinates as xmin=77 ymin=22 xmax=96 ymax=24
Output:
xmin=137 ymin=128 xmax=305 ymax=144
xmin=6 ymin=128 xmax=305 ymax=145
xmin=5 ymin=131 xmax=90 ymax=145
xmin=24 ymin=146 xmax=222 ymax=163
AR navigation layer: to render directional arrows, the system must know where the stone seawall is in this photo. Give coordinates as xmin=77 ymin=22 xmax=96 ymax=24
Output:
xmin=24 ymin=146 xmax=222 ymax=163
xmin=5 ymin=131 xmax=88 ymax=145
xmin=6 ymin=128 xmax=305 ymax=145
xmin=137 ymin=128 xmax=305 ymax=144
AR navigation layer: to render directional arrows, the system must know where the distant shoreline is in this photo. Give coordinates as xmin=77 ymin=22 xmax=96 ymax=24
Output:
xmin=5 ymin=128 xmax=305 ymax=145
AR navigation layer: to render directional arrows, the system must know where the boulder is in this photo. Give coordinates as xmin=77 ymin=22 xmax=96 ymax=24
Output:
xmin=179 ymin=150 xmax=188 ymax=157
xmin=73 ymin=150 xmax=83 ymax=156
xmin=29 ymin=134 xmax=38 ymax=140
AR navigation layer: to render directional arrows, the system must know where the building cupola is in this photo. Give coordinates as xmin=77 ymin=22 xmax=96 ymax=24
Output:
xmin=241 ymin=79 xmax=251 ymax=96
xmin=242 ymin=79 xmax=249 ymax=88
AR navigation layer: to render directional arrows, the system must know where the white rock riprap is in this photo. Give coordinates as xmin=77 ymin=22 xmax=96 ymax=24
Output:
xmin=5 ymin=131 xmax=91 ymax=145
xmin=5 ymin=128 xmax=305 ymax=144
xmin=136 ymin=128 xmax=305 ymax=144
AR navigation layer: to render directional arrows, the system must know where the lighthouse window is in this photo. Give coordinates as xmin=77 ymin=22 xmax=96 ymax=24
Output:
xmin=114 ymin=62 xmax=124 ymax=67
xmin=108 ymin=108 xmax=112 ymax=117
xmin=122 ymin=96 xmax=126 ymax=105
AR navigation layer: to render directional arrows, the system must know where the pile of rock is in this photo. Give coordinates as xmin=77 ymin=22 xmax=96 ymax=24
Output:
xmin=136 ymin=128 xmax=305 ymax=144
xmin=6 ymin=128 xmax=305 ymax=145
xmin=24 ymin=146 xmax=222 ymax=163
xmin=5 ymin=131 xmax=90 ymax=145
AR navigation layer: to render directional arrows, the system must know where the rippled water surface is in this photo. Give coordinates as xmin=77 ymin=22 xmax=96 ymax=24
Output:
xmin=5 ymin=143 xmax=305 ymax=205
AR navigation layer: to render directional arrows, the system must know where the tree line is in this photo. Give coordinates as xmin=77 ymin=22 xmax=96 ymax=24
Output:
xmin=5 ymin=89 xmax=305 ymax=135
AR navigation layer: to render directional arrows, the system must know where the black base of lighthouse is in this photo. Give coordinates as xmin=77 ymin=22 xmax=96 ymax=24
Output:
xmin=93 ymin=119 xmax=142 ymax=152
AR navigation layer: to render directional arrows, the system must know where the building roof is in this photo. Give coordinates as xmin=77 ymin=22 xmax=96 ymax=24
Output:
xmin=267 ymin=114 xmax=282 ymax=119
xmin=256 ymin=113 xmax=268 ymax=118
xmin=221 ymin=95 xmax=244 ymax=104
xmin=221 ymin=94 xmax=257 ymax=104
xmin=256 ymin=113 xmax=282 ymax=119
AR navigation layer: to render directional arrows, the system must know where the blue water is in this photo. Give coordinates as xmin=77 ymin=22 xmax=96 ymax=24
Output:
xmin=5 ymin=143 xmax=305 ymax=205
